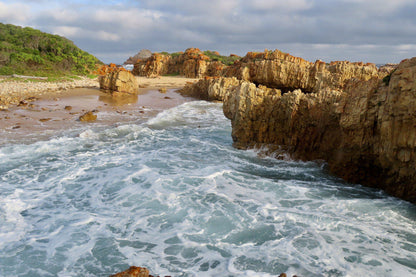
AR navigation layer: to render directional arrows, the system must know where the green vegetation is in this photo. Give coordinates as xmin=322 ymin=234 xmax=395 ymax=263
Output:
xmin=0 ymin=23 xmax=102 ymax=77
xmin=169 ymin=52 xmax=182 ymax=58
xmin=203 ymin=50 xmax=240 ymax=65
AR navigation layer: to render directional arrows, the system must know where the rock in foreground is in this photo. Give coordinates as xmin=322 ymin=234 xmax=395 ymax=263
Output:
xmin=110 ymin=266 xmax=150 ymax=277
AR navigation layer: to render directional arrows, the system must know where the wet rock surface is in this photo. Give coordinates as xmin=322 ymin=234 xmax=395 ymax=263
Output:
xmin=79 ymin=110 xmax=97 ymax=122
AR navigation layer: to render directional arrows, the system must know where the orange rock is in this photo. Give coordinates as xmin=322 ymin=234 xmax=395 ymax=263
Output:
xmin=110 ymin=266 xmax=149 ymax=277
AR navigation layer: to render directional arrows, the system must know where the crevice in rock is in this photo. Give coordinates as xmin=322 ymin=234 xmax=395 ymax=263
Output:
xmin=252 ymin=81 xmax=312 ymax=94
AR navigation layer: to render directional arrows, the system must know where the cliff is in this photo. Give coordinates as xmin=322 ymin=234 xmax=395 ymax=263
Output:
xmin=181 ymin=56 xmax=416 ymax=203
xmin=222 ymin=49 xmax=382 ymax=93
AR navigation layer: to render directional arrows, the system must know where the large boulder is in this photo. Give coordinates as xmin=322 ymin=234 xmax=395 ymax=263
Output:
xmin=124 ymin=49 xmax=152 ymax=65
xmin=99 ymin=67 xmax=139 ymax=95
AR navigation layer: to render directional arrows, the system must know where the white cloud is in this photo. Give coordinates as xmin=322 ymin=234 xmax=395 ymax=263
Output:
xmin=96 ymin=30 xmax=120 ymax=41
xmin=248 ymin=0 xmax=312 ymax=12
xmin=51 ymin=26 xmax=120 ymax=41
xmin=46 ymin=9 xmax=80 ymax=23
xmin=93 ymin=8 xmax=162 ymax=29
xmin=341 ymin=0 xmax=415 ymax=14
xmin=1 ymin=0 xmax=415 ymax=64
xmin=0 ymin=2 xmax=30 ymax=24
xmin=52 ymin=26 xmax=80 ymax=37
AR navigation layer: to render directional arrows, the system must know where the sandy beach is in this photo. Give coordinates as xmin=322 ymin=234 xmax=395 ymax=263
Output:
xmin=0 ymin=76 xmax=199 ymax=144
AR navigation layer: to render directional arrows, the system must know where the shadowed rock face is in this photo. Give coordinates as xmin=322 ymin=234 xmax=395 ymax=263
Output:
xmin=181 ymin=57 xmax=416 ymax=203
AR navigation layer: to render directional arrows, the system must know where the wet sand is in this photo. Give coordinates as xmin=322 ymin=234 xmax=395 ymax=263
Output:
xmin=0 ymin=85 xmax=197 ymax=145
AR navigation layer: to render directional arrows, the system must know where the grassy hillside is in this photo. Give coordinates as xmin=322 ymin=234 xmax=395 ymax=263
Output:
xmin=0 ymin=23 xmax=102 ymax=76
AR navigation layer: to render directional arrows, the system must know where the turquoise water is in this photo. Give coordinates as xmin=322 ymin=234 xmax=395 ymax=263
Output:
xmin=0 ymin=101 xmax=415 ymax=276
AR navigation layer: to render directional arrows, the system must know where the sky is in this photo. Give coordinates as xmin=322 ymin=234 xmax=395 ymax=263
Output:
xmin=0 ymin=0 xmax=415 ymax=64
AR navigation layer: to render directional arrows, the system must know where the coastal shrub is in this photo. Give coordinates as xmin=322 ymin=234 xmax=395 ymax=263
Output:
xmin=0 ymin=23 xmax=102 ymax=76
xmin=170 ymin=52 xmax=182 ymax=58
xmin=203 ymin=50 xmax=240 ymax=65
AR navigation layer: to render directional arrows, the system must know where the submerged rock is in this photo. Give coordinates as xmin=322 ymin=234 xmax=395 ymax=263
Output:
xmin=79 ymin=111 xmax=97 ymax=122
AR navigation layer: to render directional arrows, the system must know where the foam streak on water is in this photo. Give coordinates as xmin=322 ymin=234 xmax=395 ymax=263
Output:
xmin=0 ymin=101 xmax=415 ymax=277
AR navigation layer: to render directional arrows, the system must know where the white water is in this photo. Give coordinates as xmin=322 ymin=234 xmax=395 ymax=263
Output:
xmin=0 ymin=101 xmax=415 ymax=277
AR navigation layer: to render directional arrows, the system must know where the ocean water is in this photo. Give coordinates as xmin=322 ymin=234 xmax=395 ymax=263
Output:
xmin=0 ymin=100 xmax=415 ymax=277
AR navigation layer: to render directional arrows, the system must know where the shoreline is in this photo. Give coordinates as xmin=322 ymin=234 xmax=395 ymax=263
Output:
xmin=0 ymin=76 xmax=199 ymax=145
xmin=0 ymin=75 xmax=199 ymax=108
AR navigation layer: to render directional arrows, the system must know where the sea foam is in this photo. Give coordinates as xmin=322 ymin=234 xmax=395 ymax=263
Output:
xmin=0 ymin=101 xmax=415 ymax=277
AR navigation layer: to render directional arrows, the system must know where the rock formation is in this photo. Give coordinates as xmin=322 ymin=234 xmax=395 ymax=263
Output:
xmin=179 ymin=77 xmax=242 ymax=100
xmin=223 ymin=49 xmax=382 ymax=93
xmin=124 ymin=49 xmax=152 ymax=65
xmin=133 ymin=48 xmax=234 ymax=78
xmin=182 ymin=54 xmax=416 ymax=203
xmin=98 ymin=64 xmax=139 ymax=95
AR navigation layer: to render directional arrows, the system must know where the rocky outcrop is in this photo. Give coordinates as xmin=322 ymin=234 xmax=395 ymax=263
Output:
xmin=182 ymin=55 xmax=415 ymax=202
xmin=132 ymin=49 xmax=389 ymax=95
xmin=132 ymin=53 xmax=172 ymax=78
xmin=219 ymin=57 xmax=416 ymax=203
xmin=124 ymin=49 xmax=152 ymax=65
xmin=133 ymin=48 xmax=232 ymax=78
xmin=224 ymin=49 xmax=383 ymax=93
xmin=179 ymin=77 xmax=242 ymax=100
xmin=332 ymin=58 xmax=416 ymax=201
xmin=99 ymin=65 xmax=139 ymax=95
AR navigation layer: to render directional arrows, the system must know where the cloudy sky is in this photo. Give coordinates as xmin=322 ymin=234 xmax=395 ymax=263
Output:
xmin=1 ymin=0 xmax=415 ymax=64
